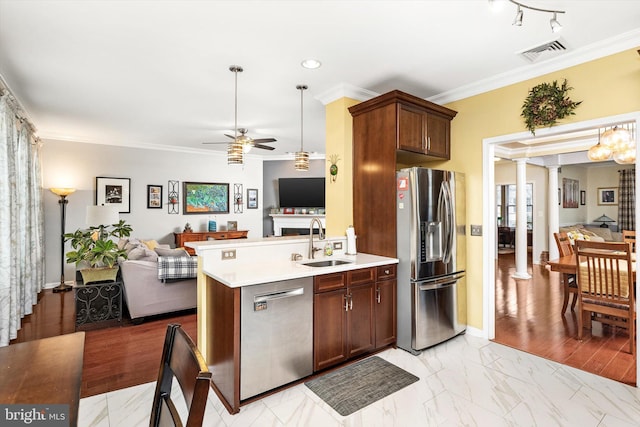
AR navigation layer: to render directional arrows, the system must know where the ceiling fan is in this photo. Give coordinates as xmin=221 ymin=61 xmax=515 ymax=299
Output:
xmin=202 ymin=65 xmax=276 ymax=154
xmin=203 ymin=127 xmax=276 ymax=151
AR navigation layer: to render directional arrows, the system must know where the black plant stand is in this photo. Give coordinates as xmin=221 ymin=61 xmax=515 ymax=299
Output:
xmin=74 ymin=274 xmax=123 ymax=331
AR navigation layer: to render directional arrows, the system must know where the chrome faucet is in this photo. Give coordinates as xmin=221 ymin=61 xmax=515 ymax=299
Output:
xmin=309 ymin=217 xmax=325 ymax=259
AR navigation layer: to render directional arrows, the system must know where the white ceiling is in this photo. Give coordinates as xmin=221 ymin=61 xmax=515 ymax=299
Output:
xmin=0 ymin=0 xmax=639 ymax=159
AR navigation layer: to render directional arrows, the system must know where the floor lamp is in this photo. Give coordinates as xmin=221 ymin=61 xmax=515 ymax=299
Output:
xmin=50 ymin=187 xmax=76 ymax=293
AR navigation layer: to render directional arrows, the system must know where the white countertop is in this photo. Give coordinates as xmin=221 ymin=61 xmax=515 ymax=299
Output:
xmin=186 ymin=235 xmax=397 ymax=288
xmin=203 ymin=252 xmax=397 ymax=288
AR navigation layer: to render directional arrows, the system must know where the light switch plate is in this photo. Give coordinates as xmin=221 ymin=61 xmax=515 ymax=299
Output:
xmin=470 ymin=225 xmax=482 ymax=236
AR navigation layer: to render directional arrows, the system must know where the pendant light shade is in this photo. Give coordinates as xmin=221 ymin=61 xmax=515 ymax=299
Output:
xmin=588 ymin=124 xmax=636 ymax=165
xmin=294 ymin=84 xmax=309 ymax=171
xmin=227 ymin=65 xmax=244 ymax=165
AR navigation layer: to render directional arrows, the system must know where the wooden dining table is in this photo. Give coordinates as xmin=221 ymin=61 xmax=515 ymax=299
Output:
xmin=548 ymin=253 xmax=637 ymax=278
xmin=0 ymin=332 xmax=85 ymax=427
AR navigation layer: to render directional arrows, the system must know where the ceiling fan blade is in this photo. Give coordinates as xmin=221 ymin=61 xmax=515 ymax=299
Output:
xmin=252 ymin=138 xmax=277 ymax=143
xmin=202 ymin=141 xmax=231 ymax=145
xmin=224 ymin=133 xmax=238 ymax=139
xmin=253 ymin=144 xmax=276 ymax=151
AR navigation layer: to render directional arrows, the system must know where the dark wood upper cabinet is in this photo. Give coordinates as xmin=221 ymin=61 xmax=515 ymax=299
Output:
xmin=349 ymin=90 xmax=457 ymax=258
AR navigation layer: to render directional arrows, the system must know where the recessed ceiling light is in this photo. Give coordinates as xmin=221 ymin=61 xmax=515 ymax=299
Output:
xmin=301 ymin=59 xmax=321 ymax=69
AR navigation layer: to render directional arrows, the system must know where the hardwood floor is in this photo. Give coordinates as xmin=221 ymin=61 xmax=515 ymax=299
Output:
xmin=494 ymin=252 xmax=636 ymax=386
xmin=8 ymin=255 xmax=635 ymax=401
xmin=10 ymin=289 xmax=196 ymax=397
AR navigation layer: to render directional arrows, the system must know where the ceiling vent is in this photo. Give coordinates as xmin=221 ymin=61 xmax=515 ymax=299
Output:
xmin=518 ymin=39 xmax=567 ymax=62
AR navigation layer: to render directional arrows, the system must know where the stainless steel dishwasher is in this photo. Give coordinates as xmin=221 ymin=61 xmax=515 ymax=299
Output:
xmin=240 ymin=277 xmax=313 ymax=400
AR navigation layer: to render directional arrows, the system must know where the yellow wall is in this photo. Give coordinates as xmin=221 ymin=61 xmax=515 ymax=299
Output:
xmin=328 ymin=47 xmax=640 ymax=331
xmin=325 ymin=97 xmax=360 ymax=236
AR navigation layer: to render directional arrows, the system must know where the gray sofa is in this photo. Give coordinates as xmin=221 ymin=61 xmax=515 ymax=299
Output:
xmin=118 ymin=238 xmax=197 ymax=321
xmin=119 ymin=259 xmax=197 ymax=321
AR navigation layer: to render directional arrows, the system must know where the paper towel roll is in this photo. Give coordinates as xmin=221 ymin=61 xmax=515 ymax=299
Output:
xmin=346 ymin=226 xmax=357 ymax=255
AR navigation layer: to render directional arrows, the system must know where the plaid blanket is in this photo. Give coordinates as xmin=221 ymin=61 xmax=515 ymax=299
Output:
xmin=157 ymin=256 xmax=198 ymax=281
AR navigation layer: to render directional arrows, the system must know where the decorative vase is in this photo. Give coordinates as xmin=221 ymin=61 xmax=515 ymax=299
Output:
xmin=80 ymin=266 xmax=119 ymax=284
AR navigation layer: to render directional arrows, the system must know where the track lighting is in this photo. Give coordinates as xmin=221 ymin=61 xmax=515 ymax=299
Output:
xmin=501 ymin=0 xmax=565 ymax=33
xmin=512 ymin=5 xmax=523 ymax=26
xmin=550 ymin=12 xmax=562 ymax=33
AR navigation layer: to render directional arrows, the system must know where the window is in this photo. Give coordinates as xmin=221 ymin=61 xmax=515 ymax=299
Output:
xmin=496 ymin=184 xmax=533 ymax=229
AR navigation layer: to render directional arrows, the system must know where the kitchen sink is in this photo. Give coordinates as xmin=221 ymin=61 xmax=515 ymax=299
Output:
xmin=301 ymin=259 xmax=353 ymax=268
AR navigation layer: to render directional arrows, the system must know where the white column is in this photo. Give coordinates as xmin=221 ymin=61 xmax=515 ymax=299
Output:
xmin=547 ymin=165 xmax=560 ymax=261
xmin=513 ymin=158 xmax=531 ymax=279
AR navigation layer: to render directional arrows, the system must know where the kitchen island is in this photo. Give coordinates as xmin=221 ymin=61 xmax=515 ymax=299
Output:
xmin=187 ymin=235 xmax=398 ymax=414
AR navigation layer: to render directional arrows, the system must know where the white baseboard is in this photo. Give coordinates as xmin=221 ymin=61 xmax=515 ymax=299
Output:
xmin=43 ymin=280 xmax=74 ymax=289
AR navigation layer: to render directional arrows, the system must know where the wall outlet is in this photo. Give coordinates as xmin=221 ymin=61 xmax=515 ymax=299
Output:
xmin=221 ymin=249 xmax=236 ymax=260
xmin=470 ymin=225 xmax=482 ymax=236
xmin=333 ymin=242 xmax=343 ymax=250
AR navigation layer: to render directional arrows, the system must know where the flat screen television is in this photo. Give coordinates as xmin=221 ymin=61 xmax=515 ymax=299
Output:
xmin=278 ymin=177 xmax=325 ymax=208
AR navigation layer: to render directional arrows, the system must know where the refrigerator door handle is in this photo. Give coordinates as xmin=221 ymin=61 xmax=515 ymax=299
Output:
xmin=416 ymin=273 xmax=465 ymax=291
xmin=439 ymin=181 xmax=454 ymax=264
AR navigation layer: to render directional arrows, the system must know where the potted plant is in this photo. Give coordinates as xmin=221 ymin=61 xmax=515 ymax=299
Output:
xmin=64 ymin=219 xmax=133 ymax=284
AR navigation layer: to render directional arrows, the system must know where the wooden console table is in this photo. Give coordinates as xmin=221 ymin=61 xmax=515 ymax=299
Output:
xmin=175 ymin=230 xmax=248 ymax=255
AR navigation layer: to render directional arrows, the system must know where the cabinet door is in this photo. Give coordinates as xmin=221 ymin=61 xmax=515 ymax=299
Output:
xmin=424 ymin=113 xmax=450 ymax=159
xmin=347 ymin=283 xmax=375 ymax=358
xmin=397 ymin=105 xmax=425 ymax=153
xmin=314 ymin=290 xmax=348 ymax=371
xmin=375 ymin=279 xmax=397 ymax=348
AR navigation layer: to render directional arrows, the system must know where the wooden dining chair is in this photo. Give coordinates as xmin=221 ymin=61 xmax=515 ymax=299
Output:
xmin=622 ymin=229 xmax=636 ymax=253
xmin=553 ymin=232 xmax=578 ymax=313
xmin=150 ymin=324 xmax=211 ymax=427
xmin=574 ymin=240 xmax=635 ymax=354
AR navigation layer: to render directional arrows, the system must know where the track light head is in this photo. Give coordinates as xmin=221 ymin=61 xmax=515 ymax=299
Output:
xmin=512 ymin=5 xmax=523 ymax=26
xmin=550 ymin=12 xmax=562 ymax=32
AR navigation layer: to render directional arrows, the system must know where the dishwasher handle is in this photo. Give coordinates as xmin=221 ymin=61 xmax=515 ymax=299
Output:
xmin=254 ymin=287 xmax=304 ymax=303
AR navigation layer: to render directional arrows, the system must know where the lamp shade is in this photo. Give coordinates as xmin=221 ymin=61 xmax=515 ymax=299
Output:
xmin=86 ymin=205 xmax=119 ymax=227
xmin=594 ymin=214 xmax=615 ymax=224
xmin=50 ymin=187 xmax=76 ymax=197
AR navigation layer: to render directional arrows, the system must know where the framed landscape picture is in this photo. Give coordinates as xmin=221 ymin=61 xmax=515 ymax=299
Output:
xmin=147 ymin=184 xmax=162 ymax=209
xmin=183 ymin=182 xmax=229 ymax=214
xmin=96 ymin=176 xmax=130 ymax=213
xmin=597 ymin=187 xmax=618 ymax=206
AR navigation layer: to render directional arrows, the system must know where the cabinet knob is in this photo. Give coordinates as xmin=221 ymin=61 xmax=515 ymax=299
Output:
xmin=384 ymin=269 xmax=390 ymax=275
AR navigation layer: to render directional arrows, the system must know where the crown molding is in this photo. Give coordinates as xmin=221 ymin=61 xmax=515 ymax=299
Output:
xmin=428 ymin=28 xmax=640 ymax=105
xmin=315 ymin=83 xmax=379 ymax=105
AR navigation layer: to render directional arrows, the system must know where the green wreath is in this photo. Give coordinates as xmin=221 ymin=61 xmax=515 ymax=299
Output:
xmin=521 ymin=79 xmax=581 ymax=135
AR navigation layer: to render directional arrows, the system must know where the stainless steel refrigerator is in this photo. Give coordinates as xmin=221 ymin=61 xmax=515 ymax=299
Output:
xmin=396 ymin=167 xmax=466 ymax=354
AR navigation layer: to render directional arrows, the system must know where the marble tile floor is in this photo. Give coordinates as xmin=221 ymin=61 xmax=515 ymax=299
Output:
xmin=79 ymin=334 xmax=640 ymax=426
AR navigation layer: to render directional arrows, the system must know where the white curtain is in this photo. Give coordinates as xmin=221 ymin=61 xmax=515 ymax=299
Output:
xmin=0 ymin=94 xmax=45 ymax=346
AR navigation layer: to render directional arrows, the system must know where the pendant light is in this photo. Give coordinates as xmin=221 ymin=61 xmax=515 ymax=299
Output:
xmin=587 ymin=128 xmax=611 ymax=162
xmin=227 ymin=65 xmax=244 ymax=165
xmin=294 ymin=84 xmax=309 ymax=171
xmin=588 ymin=123 xmax=636 ymax=164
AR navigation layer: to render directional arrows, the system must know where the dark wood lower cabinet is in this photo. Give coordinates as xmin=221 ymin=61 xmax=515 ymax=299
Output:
xmin=313 ymin=265 xmax=397 ymax=372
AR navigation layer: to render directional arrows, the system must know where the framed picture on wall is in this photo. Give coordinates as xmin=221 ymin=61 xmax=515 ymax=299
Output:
xmin=147 ymin=184 xmax=162 ymax=209
xmin=183 ymin=182 xmax=229 ymax=214
xmin=562 ymin=178 xmax=579 ymax=208
xmin=247 ymin=188 xmax=258 ymax=209
xmin=96 ymin=176 xmax=130 ymax=213
xmin=597 ymin=187 xmax=618 ymax=206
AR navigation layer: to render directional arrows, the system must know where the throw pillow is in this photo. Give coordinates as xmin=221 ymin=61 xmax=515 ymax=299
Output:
xmin=142 ymin=239 xmax=159 ymax=251
xmin=155 ymin=247 xmax=190 ymax=257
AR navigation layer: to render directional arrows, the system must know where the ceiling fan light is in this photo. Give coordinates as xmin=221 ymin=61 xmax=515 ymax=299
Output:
xmin=295 ymin=151 xmax=309 ymax=171
xmin=227 ymin=141 xmax=244 ymax=165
